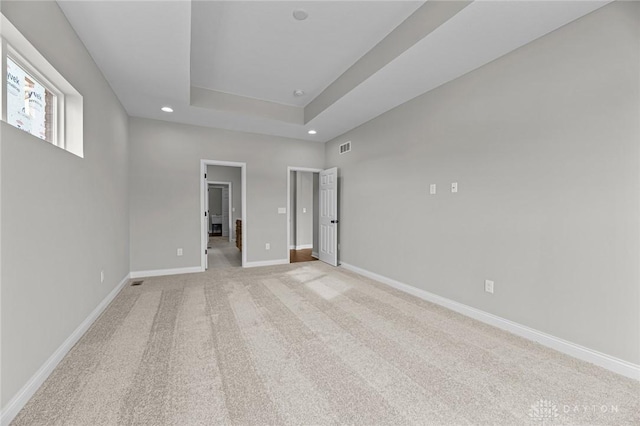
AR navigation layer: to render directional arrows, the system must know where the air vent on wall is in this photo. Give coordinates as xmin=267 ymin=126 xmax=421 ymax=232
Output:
xmin=339 ymin=141 xmax=351 ymax=154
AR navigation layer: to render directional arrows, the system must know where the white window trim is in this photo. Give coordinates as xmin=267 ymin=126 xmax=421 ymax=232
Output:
xmin=1 ymin=13 xmax=83 ymax=157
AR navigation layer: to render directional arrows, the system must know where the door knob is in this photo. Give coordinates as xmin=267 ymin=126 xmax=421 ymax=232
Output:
xmin=331 ymin=220 xmax=339 ymax=224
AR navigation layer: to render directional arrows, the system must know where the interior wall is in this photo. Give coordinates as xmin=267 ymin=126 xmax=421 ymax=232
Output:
xmin=209 ymin=187 xmax=222 ymax=216
xmin=129 ymin=117 xmax=324 ymax=271
xmin=295 ymin=172 xmax=314 ymax=248
xmin=324 ymin=1 xmax=640 ymax=365
xmin=207 ymin=165 xmax=241 ymax=239
xmin=1 ymin=1 xmax=130 ymax=409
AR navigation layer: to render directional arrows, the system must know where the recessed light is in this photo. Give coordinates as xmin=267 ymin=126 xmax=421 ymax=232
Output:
xmin=161 ymin=106 xmax=173 ymax=113
xmin=293 ymin=9 xmax=308 ymax=21
xmin=293 ymin=89 xmax=305 ymax=97
xmin=308 ymin=130 xmax=317 ymax=135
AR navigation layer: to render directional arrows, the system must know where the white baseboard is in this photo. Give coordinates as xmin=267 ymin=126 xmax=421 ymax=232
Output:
xmin=289 ymin=245 xmax=295 ymax=250
xmin=340 ymin=262 xmax=640 ymax=381
xmin=311 ymin=252 xmax=319 ymax=259
xmin=130 ymin=266 xmax=203 ymax=278
xmin=294 ymin=244 xmax=313 ymax=250
xmin=244 ymin=259 xmax=289 ymax=268
xmin=1 ymin=273 xmax=131 ymax=426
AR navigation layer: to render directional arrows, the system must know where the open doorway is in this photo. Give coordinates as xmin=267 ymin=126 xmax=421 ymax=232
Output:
xmin=201 ymin=160 xmax=246 ymax=269
xmin=288 ymin=167 xmax=321 ymax=264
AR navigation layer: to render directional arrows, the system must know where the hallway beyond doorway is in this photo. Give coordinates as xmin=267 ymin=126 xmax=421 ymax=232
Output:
xmin=208 ymin=236 xmax=241 ymax=268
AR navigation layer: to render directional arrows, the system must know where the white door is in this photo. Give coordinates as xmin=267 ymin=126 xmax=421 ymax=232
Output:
xmin=205 ymin=185 xmax=209 ymax=270
xmin=222 ymin=187 xmax=230 ymax=238
xmin=319 ymin=167 xmax=338 ymax=266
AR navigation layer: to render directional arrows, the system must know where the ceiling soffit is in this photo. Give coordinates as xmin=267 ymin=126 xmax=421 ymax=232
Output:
xmin=188 ymin=1 xmax=467 ymax=126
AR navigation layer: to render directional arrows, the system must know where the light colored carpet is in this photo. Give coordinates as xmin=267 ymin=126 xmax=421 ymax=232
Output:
xmin=208 ymin=236 xmax=241 ymax=268
xmin=12 ymin=262 xmax=639 ymax=425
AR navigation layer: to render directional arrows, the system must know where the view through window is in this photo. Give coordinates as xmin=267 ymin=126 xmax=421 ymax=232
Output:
xmin=6 ymin=56 xmax=56 ymax=143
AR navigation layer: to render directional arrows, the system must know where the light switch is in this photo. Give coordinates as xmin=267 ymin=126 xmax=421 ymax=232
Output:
xmin=451 ymin=182 xmax=458 ymax=193
xmin=430 ymin=184 xmax=436 ymax=195
xmin=303 ymin=208 xmax=307 ymax=213
xmin=278 ymin=207 xmax=286 ymax=214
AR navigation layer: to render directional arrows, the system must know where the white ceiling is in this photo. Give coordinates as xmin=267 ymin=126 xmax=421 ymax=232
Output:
xmin=57 ymin=1 xmax=610 ymax=143
xmin=191 ymin=1 xmax=423 ymax=107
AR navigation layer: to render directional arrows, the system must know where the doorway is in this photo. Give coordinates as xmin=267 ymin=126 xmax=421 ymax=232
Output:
xmin=287 ymin=167 xmax=321 ymax=264
xmin=201 ymin=160 xmax=246 ymax=269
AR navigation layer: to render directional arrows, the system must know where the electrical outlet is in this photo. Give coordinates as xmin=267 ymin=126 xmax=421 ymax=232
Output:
xmin=100 ymin=270 xmax=105 ymax=283
xmin=303 ymin=207 xmax=307 ymax=213
xmin=451 ymin=182 xmax=458 ymax=193
xmin=430 ymin=184 xmax=436 ymax=195
xmin=484 ymin=280 xmax=494 ymax=294
xmin=265 ymin=243 xmax=270 ymax=250
xmin=177 ymin=248 xmax=183 ymax=256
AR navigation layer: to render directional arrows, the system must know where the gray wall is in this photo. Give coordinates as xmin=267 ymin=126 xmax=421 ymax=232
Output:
xmin=208 ymin=187 xmax=222 ymax=216
xmin=295 ymin=172 xmax=314 ymax=247
xmin=129 ymin=117 xmax=324 ymax=271
xmin=325 ymin=1 xmax=639 ymax=364
xmin=207 ymin=165 xmax=242 ymax=239
xmin=1 ymin=1 xmax=130 ymax=408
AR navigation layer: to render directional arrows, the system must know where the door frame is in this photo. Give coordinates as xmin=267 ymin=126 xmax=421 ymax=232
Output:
xmin=287 ymin=166 xmax=322 ymax=264
xmin=201 ymin=160 xmax=246 ymax=269
xmin=207 ymin=181 xmax=232 ymax=242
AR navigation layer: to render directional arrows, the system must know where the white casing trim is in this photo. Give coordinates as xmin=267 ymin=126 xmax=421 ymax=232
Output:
xmin=311 ymin=252 xmax=319 ymax=259
xmin=130 ymin=266 xmax=203 ymax=279
xmin=287 ymin=166 xmax=323 ymax=264
xmin=340 ymin=262 xmax=640 ymax=381
xmin=244 ymin=259 xmax=289 ymax=268
xmin=200 ymin=160 xmax=247 ymax=270
xmin=1 ymin=273 xmax=131 ymax=426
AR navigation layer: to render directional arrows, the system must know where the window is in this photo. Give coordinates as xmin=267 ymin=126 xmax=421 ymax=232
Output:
xmin=2 ymin=13 xmax=83 ymax=157
xmin=6 ymin=56 xmax=57 ymax=143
